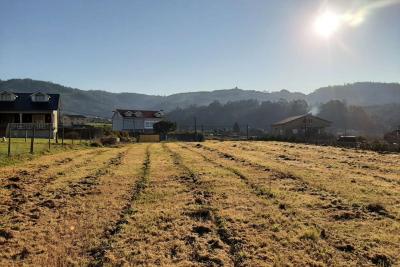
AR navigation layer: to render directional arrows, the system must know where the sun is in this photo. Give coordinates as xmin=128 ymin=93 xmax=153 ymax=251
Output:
xmin=313 ymin=10 xmax=342 ymax=39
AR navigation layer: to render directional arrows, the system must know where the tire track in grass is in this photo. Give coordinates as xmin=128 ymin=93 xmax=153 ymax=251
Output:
xmin=87 ymin=144 xmax=151 ymax=267
xmin=164 ymin=144 xmax=246 ymax=267
xmin=185 ymin=143 xmax=397 ymax=266
xmin=160 ymin=144 xmax=232 ymax=266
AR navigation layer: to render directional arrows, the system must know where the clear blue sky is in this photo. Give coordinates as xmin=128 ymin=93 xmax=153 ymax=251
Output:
xmin=0 ymin=0 xmax=399 ymax=94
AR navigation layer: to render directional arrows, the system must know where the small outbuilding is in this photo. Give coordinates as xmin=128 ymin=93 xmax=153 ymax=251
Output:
xmin=271 ymin=114 xmax=331 ymax=137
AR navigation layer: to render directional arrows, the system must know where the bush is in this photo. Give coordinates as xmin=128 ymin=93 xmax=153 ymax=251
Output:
xmin=90 ymin=141 xmax=102 ymax=147
xmin=100 ymin=136 xmax=118 ymax=146
xmin=120 ymin=136 xmax=136 ymax=143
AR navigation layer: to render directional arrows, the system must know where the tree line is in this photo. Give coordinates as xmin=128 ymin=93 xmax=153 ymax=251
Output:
xmin=167 ymin=99 xmax=400 ymax=135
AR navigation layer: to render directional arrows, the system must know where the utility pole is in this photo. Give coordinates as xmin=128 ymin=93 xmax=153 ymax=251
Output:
xmin=304 ymin=119 xmax=307 ymax=143
xmin=61 ymin=124 xmax=64 ymax=147
xmin=48 ymin=126 xmax=52 ymax=151
xmin=7 ymin=125 xmax=11 ymax=157
xmin=194 ymin=117 xmax=197 ymax=141
xmin=246 ymin=124 xmax=249 ymax=140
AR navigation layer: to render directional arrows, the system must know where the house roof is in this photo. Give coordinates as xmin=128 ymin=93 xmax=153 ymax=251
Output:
xmin=115 ymin=109 xmax=164 ymax=118
xmin=272 ymin=114 xmax=331 ymax=126
xmin=0 ymin=92 xmax=60 ymax=111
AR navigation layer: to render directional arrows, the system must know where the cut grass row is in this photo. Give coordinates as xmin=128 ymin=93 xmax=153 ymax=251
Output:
xmin=0 ymin=144 xmax=148 ymax=266
xmin=0 ymin=141 xmax=398 ymax=266
xmin=188 ymin=142 xmax=399 ymax=265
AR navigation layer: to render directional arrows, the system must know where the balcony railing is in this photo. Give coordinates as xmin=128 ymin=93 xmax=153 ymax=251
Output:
xmin=6 ymin=123 xmax=53 ymax=130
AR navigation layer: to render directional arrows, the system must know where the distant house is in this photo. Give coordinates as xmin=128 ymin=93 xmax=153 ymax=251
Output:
xmin=62 ymin=114 xmax=88 ymax=127
xmin=0 ymin=91 xmax=60 ymax=138
xmin=384 ymin=128 xmax=400 ymax=144
xmin=112 ymin=109 xmax=164 ymax=133
xmin=271 ymin=114 xmax=331 ymax=137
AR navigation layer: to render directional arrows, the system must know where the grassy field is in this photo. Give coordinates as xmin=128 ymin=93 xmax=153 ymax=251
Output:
xmin=0 ymin=141 xmax=399 ymax=266
xmin=0 ymin=138 xmax=90 ymax=167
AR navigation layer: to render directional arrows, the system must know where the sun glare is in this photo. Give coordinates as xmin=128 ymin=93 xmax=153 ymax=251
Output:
xmin=313 ymin=11 xmax=341 ymax=39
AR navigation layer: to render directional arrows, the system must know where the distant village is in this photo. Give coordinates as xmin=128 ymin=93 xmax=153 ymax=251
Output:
xmin=0 ymin=90 xmax=399 ymax=150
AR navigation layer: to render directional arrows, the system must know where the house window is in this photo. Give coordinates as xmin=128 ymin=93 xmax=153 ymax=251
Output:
xmin=31 ymin=93 xmax=50 ymax=102
xmin=34 ymin=95 xmax=48 ymax=102
xmin=292 ymin=129 xmax=298 ymax=134
xmin=124 ymin=111 xmax=133 ymax=117
xmin=0 ymin=93 xmax=15 ymax=101
xmin=134 ymin=111 xmax=143 ymax=117
xmin=144 ymin=121 xmax=155 ymax=129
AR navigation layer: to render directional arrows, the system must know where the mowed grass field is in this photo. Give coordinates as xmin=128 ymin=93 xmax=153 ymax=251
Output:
xmin=0 ymin=138 xmax=88 ymax=155
xmin=0 ymin=138 xmax=89 ymax=167
xmin=0 ymin=141 xmax=399 ymax=266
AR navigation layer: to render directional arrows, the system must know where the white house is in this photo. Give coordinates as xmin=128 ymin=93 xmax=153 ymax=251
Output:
xmin=112 ymin=109 xmax=164 ymax=133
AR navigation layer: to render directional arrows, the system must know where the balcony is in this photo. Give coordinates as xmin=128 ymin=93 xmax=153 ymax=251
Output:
xmin=6 ymin=123 xmax=53 ymax=130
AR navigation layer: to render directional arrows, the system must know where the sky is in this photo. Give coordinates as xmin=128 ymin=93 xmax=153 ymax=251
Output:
xmin=0 ymin=0 xmax=399 ymax=95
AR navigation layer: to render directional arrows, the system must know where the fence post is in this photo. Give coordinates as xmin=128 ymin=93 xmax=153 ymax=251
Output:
xmin=30 ymin=126 xmax=35 ymax=154
xmin=25 ymin=129 xmax=27 ymax=142
xmin=62 ymin=124 xmax=64 ymax=147
xmin=8 ymin=126 xmax=11 ymax=157
xmin=48 ymin=125 xmax=52 ymax=151
xmin=55 ymin=126 xmax=59 ymax=144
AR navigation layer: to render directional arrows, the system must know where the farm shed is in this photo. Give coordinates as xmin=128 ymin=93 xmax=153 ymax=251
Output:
xmin=271 ymin=114 xmax=331 ymax=137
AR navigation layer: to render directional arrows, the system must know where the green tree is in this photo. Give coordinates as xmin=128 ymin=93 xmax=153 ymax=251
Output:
xmin=153 ymin=120 xmax=177 ymax=135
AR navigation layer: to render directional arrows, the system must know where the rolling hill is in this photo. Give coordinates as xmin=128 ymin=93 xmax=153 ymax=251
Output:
xmin=0 ymin=78 xmax=399 ymax=118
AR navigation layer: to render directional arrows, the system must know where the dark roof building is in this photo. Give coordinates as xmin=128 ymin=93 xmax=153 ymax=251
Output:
xmin=271 ymin=114 xmax=331 ymax=137
xmin=0 ymin=92 xmax=60 ymax=111
xmin=0 ymin=91 xmax=61 ymax=138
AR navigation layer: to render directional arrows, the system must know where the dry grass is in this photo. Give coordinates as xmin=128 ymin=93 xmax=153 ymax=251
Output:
xmin=0 ymin=141 xmax=398 ymax=266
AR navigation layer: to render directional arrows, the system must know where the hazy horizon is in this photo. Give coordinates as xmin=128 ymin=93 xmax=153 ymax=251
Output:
xmin=3 ymin=77 xmax=400 ymax=97
xmin=1 ymin=0 xmax=399 ymax=95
